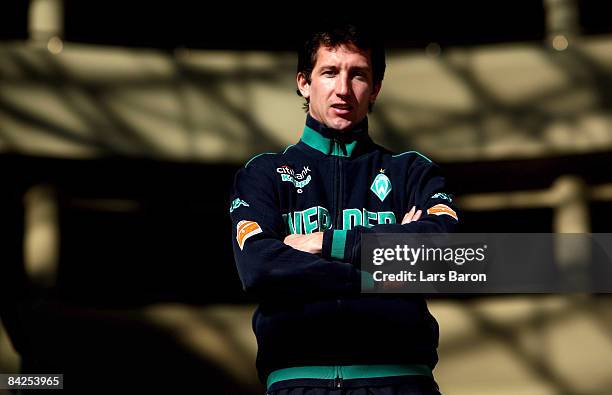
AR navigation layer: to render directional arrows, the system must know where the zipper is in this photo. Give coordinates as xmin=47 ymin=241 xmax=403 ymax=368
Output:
xmin=332 ymin=139 xmax=344 ymax=229
xmin=334 ymin=366 xmax=343 ymax=388
xmin=332 ymin=140 xmax=345 ymax=358
xmin=336 ymin=157 xmax=343 ymax=227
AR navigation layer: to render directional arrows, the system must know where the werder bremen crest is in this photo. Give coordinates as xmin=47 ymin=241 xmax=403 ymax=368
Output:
xmin=370 ymin=169 xmax=392 ymax=201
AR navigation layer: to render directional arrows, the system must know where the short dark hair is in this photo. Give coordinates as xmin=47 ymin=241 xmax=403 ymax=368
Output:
xmin=296 ymin=20 xmax=386 ymax=112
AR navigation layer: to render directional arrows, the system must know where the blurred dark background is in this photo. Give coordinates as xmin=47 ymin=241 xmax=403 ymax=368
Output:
xmin=2 ymin=1 xmax=612 ymax=394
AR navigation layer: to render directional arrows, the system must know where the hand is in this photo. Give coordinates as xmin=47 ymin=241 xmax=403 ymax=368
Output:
xmin=401 ymin=206 xmax=422 ymax=224
xmin=284 ymin=232 xmax=324 ymax=254
xmin=378 ymin=207 xmax=420 ymax=291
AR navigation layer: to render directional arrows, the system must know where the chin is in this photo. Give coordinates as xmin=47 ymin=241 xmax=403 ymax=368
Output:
xmin=329 ymin=118 xmax=354 ymax=131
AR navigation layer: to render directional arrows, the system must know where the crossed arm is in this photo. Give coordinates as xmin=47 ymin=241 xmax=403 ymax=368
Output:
xmin=284 ymin=206 xmax=423 ymax=253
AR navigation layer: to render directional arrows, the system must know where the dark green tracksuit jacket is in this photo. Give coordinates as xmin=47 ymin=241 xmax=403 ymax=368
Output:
xmin=230 ymin=114 xmax=459 ymax=384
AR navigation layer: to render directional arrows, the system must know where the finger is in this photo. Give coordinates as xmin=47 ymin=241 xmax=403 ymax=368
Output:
xmin=402 ymin=206 xmax=416 ymax=224
xmin=283 ymin=234 xmax=299 ymax=244
xmin=413 ymin=209 xmax=422 ymax=222
xmin=401 ymin=213 xmax=410 ymax=224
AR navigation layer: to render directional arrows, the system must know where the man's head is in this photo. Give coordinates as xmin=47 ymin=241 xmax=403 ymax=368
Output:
xmin=296 ymin=21 xmax=386 ymax=131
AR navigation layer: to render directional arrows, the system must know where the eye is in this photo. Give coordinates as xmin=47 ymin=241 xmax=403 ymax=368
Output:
xmin=321 ymin=70 xmax=336 ymax=77
xmin=353 ymin=71 xmax=368 ymax=81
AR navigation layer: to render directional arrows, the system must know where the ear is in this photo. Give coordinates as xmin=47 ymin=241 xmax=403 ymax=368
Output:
xmin=370 ymin=82 xmax=382 ymax=104
xmin=297 ymin=72 xmax=310 ymax=99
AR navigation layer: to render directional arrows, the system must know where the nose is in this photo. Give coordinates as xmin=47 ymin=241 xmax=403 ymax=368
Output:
xmin=335 ymin=73 xmax=351 ymax=97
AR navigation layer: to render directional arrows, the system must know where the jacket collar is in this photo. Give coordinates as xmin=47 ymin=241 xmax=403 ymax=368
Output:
xmin=300 ymin=113 xmax=373 ymax=157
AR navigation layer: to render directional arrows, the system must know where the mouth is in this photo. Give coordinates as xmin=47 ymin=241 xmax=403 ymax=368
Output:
xmin=330 ymin=103 xmax=354 ymax=115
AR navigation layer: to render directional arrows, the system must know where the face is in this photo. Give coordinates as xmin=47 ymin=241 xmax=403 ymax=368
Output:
xmin=297 ymin=44 xmax=381 ymax=131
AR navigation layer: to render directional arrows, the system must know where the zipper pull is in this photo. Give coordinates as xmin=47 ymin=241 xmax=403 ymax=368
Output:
xmin=334 ymin=366 xmax=343 ymax=388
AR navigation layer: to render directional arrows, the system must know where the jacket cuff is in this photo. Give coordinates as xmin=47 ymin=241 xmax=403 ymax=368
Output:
xmin=322 ymin=229 xmax=347 ymax=261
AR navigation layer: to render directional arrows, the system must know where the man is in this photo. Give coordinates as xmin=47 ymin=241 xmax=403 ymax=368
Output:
xmin=230 ymin=20 xmax=458 ymax=395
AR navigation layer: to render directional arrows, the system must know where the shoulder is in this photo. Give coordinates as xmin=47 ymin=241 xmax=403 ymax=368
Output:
xmin=242 ymin=144 xmax=297 ymax=169
xmin=238 ymin=145 xmax=296 ymax=171
xmin=234 ymin=145 xmax=298 ymax=184
xmin=390 ymin=150 xmax=434 ymax=164
xmin=385 ymin=150 xmax=438 ymax=172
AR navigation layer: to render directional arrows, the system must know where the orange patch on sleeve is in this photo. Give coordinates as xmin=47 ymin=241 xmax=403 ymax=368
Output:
xmin=236 ymin=220 xmax=263 ymax=250
xmin=427 ymin=204 xmax=458 ymax=221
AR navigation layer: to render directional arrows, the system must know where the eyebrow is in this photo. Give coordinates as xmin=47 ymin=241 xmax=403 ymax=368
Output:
xmin=350 ymin=66 xmax=371 ymax=74
xmin=317 ymin=65 xmax=371 ymax=73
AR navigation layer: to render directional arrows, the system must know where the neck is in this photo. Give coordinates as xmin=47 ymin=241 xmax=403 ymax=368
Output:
xmin=301 ymin=114 xmax=374 ymax=157
xmin=306 ymin=113 xmax=368 ymax=140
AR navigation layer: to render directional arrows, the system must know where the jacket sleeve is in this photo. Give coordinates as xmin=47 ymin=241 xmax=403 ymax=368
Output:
xmin=230 ymin=160 xmax=362 ymax=299
xmin=321 ymin=161 xmax=459 ymax=266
